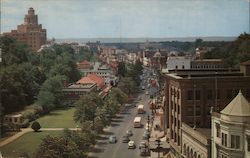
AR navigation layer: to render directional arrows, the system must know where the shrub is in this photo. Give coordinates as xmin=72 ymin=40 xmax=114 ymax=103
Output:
xmin=31 ymin=121 xmax=41 ymax=132
xmin=22 ymin=104 xmax=43 ymax=121
xmin=20 ymin=119 xmax=30 ymax=128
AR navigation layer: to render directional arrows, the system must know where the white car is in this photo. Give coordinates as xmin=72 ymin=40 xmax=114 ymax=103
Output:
xmin=128 ymin=140 xmax=136 ymax=149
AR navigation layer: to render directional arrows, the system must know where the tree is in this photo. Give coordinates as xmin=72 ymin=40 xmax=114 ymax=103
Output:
xmin=63 ymin=129 xmax=96 ymax=152
xmin=204 ymin=33 xmax=250 ymax=68
xmin=108 ymin=87 xmax=128 ymax=105
xmin=74 ymin=93 xmax=103 ymax=129
xmin=117 ymin=61 xmax=126 ymax=77
xmin=36 ymin=75 xmax=65 ymax=111
xmin=195 ymin=38 xmax=203 ymax=48
xmin=0 ymin=36 xmax=42 ymax=114
xmin=76 ymin=47 xmax=93 ymax=61
xmin=118 ymin=77 xmax=136 ymax=95
xmin=37 ymin=90 xmax=55 ymax=112
xmin=31 ymin=121 xmax=41 ymax=132
xmin=35 ymin=135 xmax=82 ymax=158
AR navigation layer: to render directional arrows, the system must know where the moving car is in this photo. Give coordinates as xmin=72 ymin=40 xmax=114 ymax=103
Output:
xmin=122 ymin=135 xmax=130 ymax=143
xmin=133 ymin=117 xmax=142 ymax=128
xmin=128 ymin=140 xmax=136 ymax=149
xmin=109 ymin=135 xmax=117 ymax=144
xmin=137 ymin=104 xmax=145 ymax=114
xmin=126 ymin=130 xmax=133 ymax=136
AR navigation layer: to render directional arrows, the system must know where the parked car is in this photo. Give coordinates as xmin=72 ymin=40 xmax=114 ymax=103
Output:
xmin=140 ymin=148 xmax=149 ymax=156
xmin=139 ymin=141 xmax=147 ymax=149
xmin=122 ymin=135 xmax=130 ymax=143
xmin=109 ymin=135 xmax=117 ymax=144
xmin=126 ymin=130 xmax=133 ymax=136
xmin=142 ymin=131 xmax=150 ymax=140
xmin=128 ymin=140 xmax=136 ymax=149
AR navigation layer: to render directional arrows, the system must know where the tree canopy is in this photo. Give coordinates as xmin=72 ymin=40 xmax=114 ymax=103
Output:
xmin=204 ymin=33 xmax=250 ymax=68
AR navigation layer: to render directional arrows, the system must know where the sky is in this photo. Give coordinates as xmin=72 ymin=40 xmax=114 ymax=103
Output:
xmin=1 ymin=0 xmax=249 ymax=38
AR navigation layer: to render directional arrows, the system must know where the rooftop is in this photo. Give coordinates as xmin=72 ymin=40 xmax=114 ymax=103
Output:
xmin=67 ymin=83 xmax=96 ymax=89
xmin=165 ymin=69 xmax=243 ymax=79
xmin=240 ymin=60 xmax=250 ymax=66
xmin=76 ymin=77 xmax=95 ymax=84
xmin=221 ymin=90 xmax=250 ymax=116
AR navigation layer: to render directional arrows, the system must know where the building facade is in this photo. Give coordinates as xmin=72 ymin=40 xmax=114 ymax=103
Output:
xmin=211 ymin=91 xmax=250 ymax=158
xmin=166 ymin=56 xmax=192 ymax=70
xmin=181 ymin=123 xmax=211 ymax=158
xmin=3 ymin=8 xmax=47 ymax=51
xmin=163 ymin=61 xmax=250 ymax=157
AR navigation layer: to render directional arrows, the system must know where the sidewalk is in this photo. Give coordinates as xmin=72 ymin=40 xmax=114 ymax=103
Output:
xmin=149 ymin=109 xmax=169 ymax=158
xmin=0 ymin=128 xmax=32 ymax=147
xmin=149 ymin=110 xmax=165 ymax=141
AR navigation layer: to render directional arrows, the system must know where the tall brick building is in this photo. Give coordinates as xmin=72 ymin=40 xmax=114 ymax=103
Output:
xmin=3 ymin=7 xmax=47 ymax=51
xmin=163 ymin=61 xmax=250 ymax=157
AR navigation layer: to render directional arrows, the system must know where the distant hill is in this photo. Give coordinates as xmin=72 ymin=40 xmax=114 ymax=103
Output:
xmin=55 ymin=36 xmax=236 ymax=43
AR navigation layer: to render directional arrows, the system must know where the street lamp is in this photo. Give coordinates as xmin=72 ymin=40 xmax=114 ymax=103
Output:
xmin=193 ymin=84 xmax=196 ymax=130
xmin=147 ymin=115 xmax=150 ymax=143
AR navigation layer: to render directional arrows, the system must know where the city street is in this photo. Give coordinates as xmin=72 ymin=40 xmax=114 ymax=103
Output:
xmin=88 ymin=91 xmax=152 ymax=158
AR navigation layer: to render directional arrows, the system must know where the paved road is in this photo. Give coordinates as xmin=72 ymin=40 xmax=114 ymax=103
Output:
xmin=88 ymin=92 xmax=152 ymax=158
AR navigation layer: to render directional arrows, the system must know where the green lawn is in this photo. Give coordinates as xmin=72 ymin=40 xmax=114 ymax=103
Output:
xmin=36 ymin=108 xmax=78 ymax=128
xmin=0 ymin=131 xmax=63 ymax=158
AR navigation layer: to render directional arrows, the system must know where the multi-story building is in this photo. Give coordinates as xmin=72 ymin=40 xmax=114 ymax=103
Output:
xmin=62 ymin=83 xmax=97 ymax=101
xmin=181 ymin=122 xmax=211 ymax=158
xmin=3 ymin=7 xmax=47 ymax=52
xmin=191 ymin=59 xmax=225 ymax=69
xmin=211 ymin=91 xmax=250 ymax=158
xmin=163 ymin=60 xmax=250 ymax=157
xmin=166 ymin=56 xmax=192 ymax=70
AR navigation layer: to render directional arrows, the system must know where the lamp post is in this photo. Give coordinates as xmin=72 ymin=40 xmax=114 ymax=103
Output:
xmin=147 ymin=115 xmax=150 ymax=143
xmin=193 ymin=84 xmax=196 ymax=130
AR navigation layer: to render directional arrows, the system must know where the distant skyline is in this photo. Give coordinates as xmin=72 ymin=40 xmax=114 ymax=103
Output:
xmin=1 ymin=0 xmax=250 ymax=39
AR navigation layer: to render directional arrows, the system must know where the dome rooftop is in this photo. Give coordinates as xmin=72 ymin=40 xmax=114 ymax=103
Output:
xmin=221 ymin=90 xmax=250 ymax=117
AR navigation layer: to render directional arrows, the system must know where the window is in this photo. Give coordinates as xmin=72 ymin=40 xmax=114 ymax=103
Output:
xmin=231 ymin=135 xmax=240 ymax=149
xmin=195 ymin=90 xmax=201 ymax=100
xmin=246 ymin=89 xmax=250 ymax=99
xmin=222 ymin=132 xmax=227 ymax=147
xmin=247 ymin=136 xmax=250 ymax=152
xmin=227 ymin=89 xmax=233 ymax=99
xmin=216 ymin=89 xmax=221 ymax=99
xmin=207 ymin=89 xmax=212 ymax=100
xmin=182 ymin=65 xmax=185 ymax=69
xmin=187 ymin=106 xmax=193 ymax=116
xmin=187 ymin=90 xmax=193 ymax=100
xmin=216 ymin=123 xmax=220 ymax=138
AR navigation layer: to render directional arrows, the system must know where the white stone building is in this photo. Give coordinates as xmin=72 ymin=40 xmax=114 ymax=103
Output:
xmin=211 ymin=91 xmax=250 ymax=158
xmin=166 ymin=56 xmax=192 ymax=70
